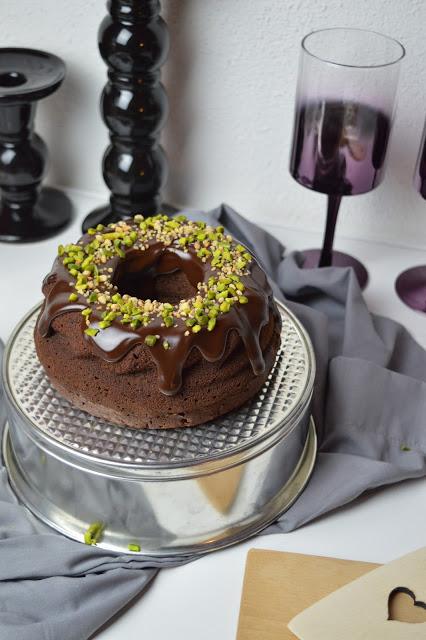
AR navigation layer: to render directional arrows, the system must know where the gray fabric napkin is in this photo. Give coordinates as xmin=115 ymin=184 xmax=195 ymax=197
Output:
xmin=1 ymin=203 xmax=426 ymax=640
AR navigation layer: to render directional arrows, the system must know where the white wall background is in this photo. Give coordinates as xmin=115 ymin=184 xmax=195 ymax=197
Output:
xmin=1 ymin=0 xmax=426 ymax=249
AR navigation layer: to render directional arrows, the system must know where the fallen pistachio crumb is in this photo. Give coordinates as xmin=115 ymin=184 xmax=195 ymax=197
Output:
xmin=84 ymin=521 xmax=105 ymax=546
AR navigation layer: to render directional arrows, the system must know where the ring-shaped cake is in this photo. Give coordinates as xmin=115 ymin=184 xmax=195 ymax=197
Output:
xmin=35 ymin=214 xmax=281 ymax=428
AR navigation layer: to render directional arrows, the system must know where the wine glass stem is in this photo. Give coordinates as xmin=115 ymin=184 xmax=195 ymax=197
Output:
xmin=318 ymin=194 xmax=342 ymax=268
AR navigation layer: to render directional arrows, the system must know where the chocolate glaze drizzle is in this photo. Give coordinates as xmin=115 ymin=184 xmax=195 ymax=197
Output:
xmin=37 ymin=237 xmax=280 ymax=396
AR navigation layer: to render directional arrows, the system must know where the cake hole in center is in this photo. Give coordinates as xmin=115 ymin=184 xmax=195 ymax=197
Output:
xmin=114 ymin=268 xmax=198 ymax=305
xmin=113 ymin=250 xmax=203 ymax=304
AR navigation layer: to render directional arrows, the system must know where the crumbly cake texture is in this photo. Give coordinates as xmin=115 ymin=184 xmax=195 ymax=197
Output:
xmin=35 ymin=214 xmax=281 ymax=429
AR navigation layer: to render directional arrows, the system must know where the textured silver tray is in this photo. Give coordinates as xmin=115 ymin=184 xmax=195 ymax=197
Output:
xmin=7 ymin=303 xmax=312 ymax=471
xmin=3 ymin=301 xmax=316 ymax=556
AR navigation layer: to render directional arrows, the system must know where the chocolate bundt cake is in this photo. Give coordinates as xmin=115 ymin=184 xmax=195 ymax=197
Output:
xmin=35 ymin=214 xmax=281 ymax=429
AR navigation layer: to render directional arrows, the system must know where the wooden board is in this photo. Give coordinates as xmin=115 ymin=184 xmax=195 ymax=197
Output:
xmin=289 ymin=547 xmax=426 ymax=639
xmin=236 ymin=549 xmax=378 ymax=640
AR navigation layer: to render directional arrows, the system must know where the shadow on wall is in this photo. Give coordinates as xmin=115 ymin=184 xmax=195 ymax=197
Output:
xmin=41 ymin=62 xmax=93 ymax=190
xmin=163 ymin=0 xmax=196 ymax=208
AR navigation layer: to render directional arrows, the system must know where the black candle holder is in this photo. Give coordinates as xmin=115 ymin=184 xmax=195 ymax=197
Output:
xmin=0 ymin=48 xmax=72 ymax=243
xmin=82 ymin=0 xmax=169 ymax=233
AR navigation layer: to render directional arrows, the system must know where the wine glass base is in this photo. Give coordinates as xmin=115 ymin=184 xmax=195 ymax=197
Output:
xmin=395 ymin=266 xmax=426 ymax=312
xmin=301 ymin=249 xmax=369 ymax=290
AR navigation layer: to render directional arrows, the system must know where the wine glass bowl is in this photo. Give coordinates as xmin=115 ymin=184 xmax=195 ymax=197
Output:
xmin=289 ymin=28 xmax=405 ymax=288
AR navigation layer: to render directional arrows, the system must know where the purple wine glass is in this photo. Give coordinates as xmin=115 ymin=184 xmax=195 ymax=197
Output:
xmin=289 ymin=28 xmax=405 ymax=289
xmin=395 ymin=122 xmax=426 ymax=311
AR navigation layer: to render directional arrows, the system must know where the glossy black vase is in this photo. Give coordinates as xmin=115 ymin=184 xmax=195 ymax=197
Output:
xmin=82 ymin=0 xmax=169 ymax=232
xmin=0 ymin=48 xmax=72 ymax=242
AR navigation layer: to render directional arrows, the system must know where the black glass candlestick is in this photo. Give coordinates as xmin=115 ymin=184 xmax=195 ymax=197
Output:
xmin=0 ymin=48 xmax=72 ymax=243
xmin=82 ymin=0 xmax=169 ymax=232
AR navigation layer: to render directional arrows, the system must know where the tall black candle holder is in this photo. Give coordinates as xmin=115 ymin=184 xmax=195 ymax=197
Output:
xmin=82 ymin=0 xmax=169 ymax=233
xmin=0 ymin=48 xmax=72 ymax=242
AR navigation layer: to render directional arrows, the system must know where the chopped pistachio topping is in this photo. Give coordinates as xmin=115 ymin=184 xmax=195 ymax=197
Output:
xmin=84 ymin=521 xmax=105 ymax=546
xmin=144 ymin=334 xmax=157 ymax=347
xmin=59 ymin=214 xmax=253 ymax=337
xmin=84 ymin=327 xmax=99 ymax=337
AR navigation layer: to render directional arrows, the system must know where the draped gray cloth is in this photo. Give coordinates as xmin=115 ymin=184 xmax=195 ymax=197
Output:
xmin=1 ymin=204 xmax=425 ymax=639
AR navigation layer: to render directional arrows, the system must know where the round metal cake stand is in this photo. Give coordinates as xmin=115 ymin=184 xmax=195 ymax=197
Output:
xmin=2 ymin=301 xmax=316 ymax=558
xmin=3 ymin=420 xmax=316 ymax=556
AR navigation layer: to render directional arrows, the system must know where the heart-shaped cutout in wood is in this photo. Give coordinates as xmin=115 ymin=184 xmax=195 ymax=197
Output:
xmin=289 ymin=549 xmax=426 ymax=640
xmin=388 ymin=588 xmax=426 ymax=624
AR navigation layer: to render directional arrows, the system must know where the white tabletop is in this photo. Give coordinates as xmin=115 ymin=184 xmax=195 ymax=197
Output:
xmin=1 ymin=190 xmax=426 ymax=640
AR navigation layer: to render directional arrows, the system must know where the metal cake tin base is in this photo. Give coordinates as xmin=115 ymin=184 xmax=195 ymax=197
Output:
xmin=3 ymin=419 xmax=316 ymax=557
xmin=2 ymin=301 xmax=316 ymax=557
